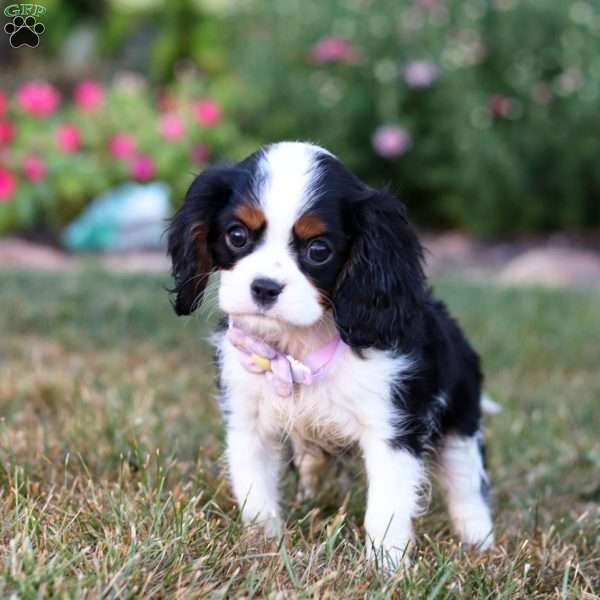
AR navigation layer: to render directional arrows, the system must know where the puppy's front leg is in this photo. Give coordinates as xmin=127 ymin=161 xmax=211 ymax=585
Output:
xmin=361 ymin=434 xmax=425 ymax=570
xmin=226 ymin=419 xmax=282 ymax=537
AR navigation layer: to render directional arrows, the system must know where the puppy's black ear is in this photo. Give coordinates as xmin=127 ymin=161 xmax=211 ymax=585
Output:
xmin=167 ymin=167 xmax=231 ymax=315
xmin=333 ymin=188 xmax=426 ymax=350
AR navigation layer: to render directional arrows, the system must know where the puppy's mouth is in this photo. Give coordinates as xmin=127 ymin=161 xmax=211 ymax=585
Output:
xmin=230 ymin=312 xmax=281 ymax=324
xmin=230 ymin=313 xmax=288 ymax=337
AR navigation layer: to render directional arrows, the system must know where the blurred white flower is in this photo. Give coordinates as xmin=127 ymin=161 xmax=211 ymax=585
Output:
xmin=114 ymin=71 xmax=147 ymax=94
xmin=557 ymin=68 xmax=582 ymax=95
xmin=404 ymin=60 xmax=439 ymax=88
xmin=443 ymin=31 xmax=486 ymax=69
xmin=372 ymin=125 xmax=412 ymax=158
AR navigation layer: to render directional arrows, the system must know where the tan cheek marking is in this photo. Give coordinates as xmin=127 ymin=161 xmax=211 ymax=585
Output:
xmin=234 ymin=204 xmax=266 ymax=230
xmin=294 ymin=214 xmax=327 ymax=239
xmin=318 ymin=289 xmax=332 ymax=309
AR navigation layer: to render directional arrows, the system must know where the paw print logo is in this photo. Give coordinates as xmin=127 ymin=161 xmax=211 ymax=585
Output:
xmin=4 ymin=16 xmax=45 ymax=48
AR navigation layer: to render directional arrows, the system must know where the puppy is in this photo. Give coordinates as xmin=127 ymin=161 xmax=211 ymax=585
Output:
xmin=167 ymin=141 xmax=494 ymax=567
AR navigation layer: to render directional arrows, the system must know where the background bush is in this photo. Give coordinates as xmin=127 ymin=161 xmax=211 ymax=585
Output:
xmin=228 ymin=0 xmax=600 ymax=234
xmin=0 ymin=76 xmax=252 ymax=235
xmin=1 ymin=0 xmax=600 ymax=237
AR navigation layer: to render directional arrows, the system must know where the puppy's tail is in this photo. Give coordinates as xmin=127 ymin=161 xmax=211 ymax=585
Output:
xmin=481 ymin=393 xmax=502 ymax=415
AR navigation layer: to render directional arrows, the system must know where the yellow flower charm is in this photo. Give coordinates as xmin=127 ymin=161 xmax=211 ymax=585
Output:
xmin=250 ymin=353 xmax=272 ymax=372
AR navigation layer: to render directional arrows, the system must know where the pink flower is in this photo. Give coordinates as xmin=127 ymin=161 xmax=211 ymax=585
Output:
xmin=487 ymin=95 xmax=514 ymax=118
xmin=108 ymin=133 xmax=136 ymax=159
xmin=0 ymin=120 xmax=15 ymax=144
xmin=0 ymin=90 xmax=6 ymax=117
xmin=74 ymin=80 xmax=104 ymax=111
xmin=372 ymin=125 xmax=412 ymax=158
xmin=190 ymin=143 xmax=210 ymax=163
xmin=193 ymin=98 xmax=222 ymax=127
xmin=0 ymin=168 xmax=16 ymax=201
xmin=130 ymin=154 xmax=154 ymax=181
xmin=56 ymin=124 xmax=82 ymax=152
xmin=309 ymin=36 xmax=361 ymax=64
xmin=159 ymin=112 xmax=185 ymax=140
xmin=17 ymin=81 xmax=60 ymax=117
xmin=404 ymin=60 xmax=439 ymax=88
xmin=22 ymin=154 xmax=47 ymax=182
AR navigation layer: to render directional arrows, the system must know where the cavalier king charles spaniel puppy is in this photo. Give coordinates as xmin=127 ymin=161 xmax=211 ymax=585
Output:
xmin=168 ymin=141 xmax=494 ymax=568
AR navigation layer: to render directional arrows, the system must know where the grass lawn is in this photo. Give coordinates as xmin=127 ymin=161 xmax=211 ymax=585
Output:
xmin=0 ymin=268 xmax=599 ymax=598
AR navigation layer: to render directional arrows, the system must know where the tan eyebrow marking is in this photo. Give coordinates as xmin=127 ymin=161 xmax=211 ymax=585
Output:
xmin=294 ymin=214 xmax=327 ymax=240
xmin=234 ymin=204 xmax=266 ymax=230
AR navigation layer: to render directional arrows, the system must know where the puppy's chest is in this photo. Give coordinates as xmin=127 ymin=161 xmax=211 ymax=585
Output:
xmin=221 ymin=340 xmax=405 ymax=448
xmin=259 ymin=376 xmax=364 ymax=450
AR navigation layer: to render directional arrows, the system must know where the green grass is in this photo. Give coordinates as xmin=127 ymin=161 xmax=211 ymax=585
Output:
xmin=0 ymin=269 xmax=599 ymax=598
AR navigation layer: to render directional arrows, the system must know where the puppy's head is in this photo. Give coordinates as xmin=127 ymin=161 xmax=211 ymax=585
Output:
xmin=168 ymin=141 xmax=425 ymax=348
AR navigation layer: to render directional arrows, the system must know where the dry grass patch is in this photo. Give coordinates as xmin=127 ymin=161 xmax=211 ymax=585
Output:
xmin=0 ymin=270 xmax=598 ymax=597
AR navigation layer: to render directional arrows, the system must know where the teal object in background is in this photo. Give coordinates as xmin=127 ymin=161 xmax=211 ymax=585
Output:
xmin=62 ymin=182 xmax=171 ymax=252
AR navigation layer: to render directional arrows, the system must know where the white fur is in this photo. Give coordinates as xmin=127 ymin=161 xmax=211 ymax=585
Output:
xmin=225 ymin=414 xmax=282 ymax=536
xmin=217 ymin=321 xmax=420 ymax=558
xmin=211 ymin=141 xmax=493 ymax=564
xmin=216 ymin=142 xmax=429 ymax=562
xmin=437 ymin=433 xmax=494 ymax=549
xmin=361 ymin=437 xmax=425 ymax=569
xmin=218 ymin=324 xmax=412 ymax=447
xmin=219 ymin=143 xmax=328 ymax=327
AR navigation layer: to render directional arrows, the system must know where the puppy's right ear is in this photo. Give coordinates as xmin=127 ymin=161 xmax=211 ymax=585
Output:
xmin=167 ymin=167 xmax=232 ymax=315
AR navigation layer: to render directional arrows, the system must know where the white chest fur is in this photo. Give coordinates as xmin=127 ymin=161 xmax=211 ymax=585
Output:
xmin=217 ymin=331 xmax=412 ymax=450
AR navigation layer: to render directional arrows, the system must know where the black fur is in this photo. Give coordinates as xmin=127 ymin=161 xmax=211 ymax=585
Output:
xmin=167 ymin=166 xmax=233 ymax=315
xmin=388 ymin=298 xmax=483 ymax=455
xmin=308 ymin=154 xmax=483 ymax=456
xmin=332 ymin=186 xmax=426 ymax=352
xmin=168 ymin=144 xmax=485 ymax=460
xmin=167 ymin=151 xmax=263 ymax=315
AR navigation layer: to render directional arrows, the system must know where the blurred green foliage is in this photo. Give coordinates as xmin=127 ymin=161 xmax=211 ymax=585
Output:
xmin=0 ymin=77 xmax=252 ymax=235
xmin=2 ymin=0 xmax=600 ymax=236
xmin=226 ymin=0 xmax=600 ymax=234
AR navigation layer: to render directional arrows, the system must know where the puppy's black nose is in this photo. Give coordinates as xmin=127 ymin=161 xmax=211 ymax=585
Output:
xmin=251 ymin=278 xmax=284 ymax=307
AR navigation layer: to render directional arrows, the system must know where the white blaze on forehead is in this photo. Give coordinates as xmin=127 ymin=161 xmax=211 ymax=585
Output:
xmin=256 ymin=142 xmax=326 ymax=243
xmin=217 ymin=142 xmax=330 ymax=328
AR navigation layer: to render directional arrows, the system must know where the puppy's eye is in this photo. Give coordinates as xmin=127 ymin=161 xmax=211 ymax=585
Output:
xmin=306 ymin=239 xmax=333 ymax=265
xmin=226 ymin=223 xmax=249 ymax=250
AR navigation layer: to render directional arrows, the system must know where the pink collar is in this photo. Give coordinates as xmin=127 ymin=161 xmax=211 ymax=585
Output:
xmin=226 ymin=319 xmax=342 ymax=397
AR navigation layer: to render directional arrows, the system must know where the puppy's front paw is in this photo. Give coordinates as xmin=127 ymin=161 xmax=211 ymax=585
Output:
xmin=454 ymin=513 xmax=494 ymax=550
xmin=365 ymin=536 xmax=413 ymax=574
xmin=261 ymin=514 xmax=282 ymax=538
xmin=243 ymin=510 xmax=282 ymax=539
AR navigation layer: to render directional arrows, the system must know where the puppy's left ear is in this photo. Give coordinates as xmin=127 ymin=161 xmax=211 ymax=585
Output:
xmin=332 ymin=188 xmax=426 ymax=350
xmin=167 ymin=167 xmax=232 ymax=315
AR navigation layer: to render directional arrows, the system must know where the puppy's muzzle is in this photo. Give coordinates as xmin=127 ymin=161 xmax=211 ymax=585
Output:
xmin=250 ymin=278 xmax=285 ymax=308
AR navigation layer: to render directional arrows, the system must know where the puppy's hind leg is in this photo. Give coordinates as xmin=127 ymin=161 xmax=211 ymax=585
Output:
xmin=291 ymin=436 xmax=329 ymax=501
xmin=437 ymin=432 xmax=494 ymax=549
